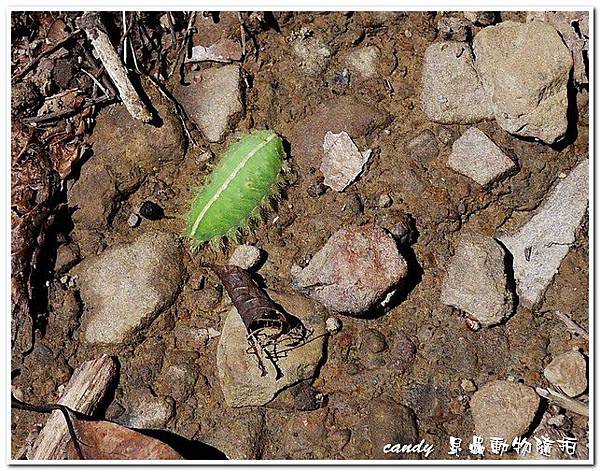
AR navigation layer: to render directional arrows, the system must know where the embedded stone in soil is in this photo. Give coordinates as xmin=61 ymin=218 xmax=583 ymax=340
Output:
xmin=447 ymin=127 xmax=517 ymax=186
xmin=74 ymin=231 xmax=185 ymax=345
xmin=470 ymin=380 xmax=540 ymax=443
xmin=440 ymin=232 xmax=514 ymax=327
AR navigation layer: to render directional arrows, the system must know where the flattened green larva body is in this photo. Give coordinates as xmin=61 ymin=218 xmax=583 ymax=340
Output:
xmin=185 ymin=130 xmax=286 ymax=248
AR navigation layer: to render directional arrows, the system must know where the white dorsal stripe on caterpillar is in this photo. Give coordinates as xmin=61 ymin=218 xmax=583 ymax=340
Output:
xmin=190 ymin=133 xmax=277 ymax=236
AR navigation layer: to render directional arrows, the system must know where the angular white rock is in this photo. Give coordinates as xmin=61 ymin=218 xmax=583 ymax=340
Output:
xmin=448 ymin=127 xmax=516 ymax=186
xmin=473 ymin=21 xmax=573 ymax=144
xmin=229 ymin=244 xmax=262 ymax=270
xmin=321 ymin=131 xmax=371 ymax=192
xmin=420 ymin=41 xmax=494 ymax=124
xmin=498 ymin=159 xmax=588 ymax=307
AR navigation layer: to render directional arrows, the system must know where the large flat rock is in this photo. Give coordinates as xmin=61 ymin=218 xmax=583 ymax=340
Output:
xmin=75 ymin=231 xmax=185 ymax=345
xmin=473 ymin=21 xmax=573 ymax=144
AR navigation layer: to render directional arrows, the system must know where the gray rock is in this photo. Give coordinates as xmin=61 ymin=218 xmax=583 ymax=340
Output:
xmin=346 ymin=45 xmax=380 ymax=79
xmin=216 ymin=291 xmax=325 ymax=407
xmin=473 ymin=21 xmax=573 ymax=144
xmin=175 ymin=64 xmax=243 ymax=142
xmin=75 ymin=231 xmax=184 ymax=344
xmin=321 ymin=131 xmax=372 ymax=192
xmin=543 ymin=351 xmax=587 ymax=397
xmin=527 ymin=11 xmax=588 ymax=85
xmin=229 ymin=244 xmax=262 ymax=270
xmin=420 ymin=41 xmax=494 ymax=124
xmin=470 ymin=380 xmax=540 ymax=441
xmin=292 ymin=224 xmax=408 ymax=316
xmin=498 ymin=159 xmax=588 ymax=307
xmin=441 ymin=232 xmax=514 ymax=327
xmin=448 ymin=127 xmax=516 ymax=186
xmin=118 ymin=389 xmax=174 ymax=429
xmin=437 ymin=16 xmax=471 ymax=41
xmin=464 ymin=11 xmax=497 ymax=26
xmin=407 ymin=129 xmax=439 ymax=162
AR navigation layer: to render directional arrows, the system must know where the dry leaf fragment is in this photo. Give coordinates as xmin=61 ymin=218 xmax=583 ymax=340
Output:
xmin=65 ymin=419 xmax=183 ymax=460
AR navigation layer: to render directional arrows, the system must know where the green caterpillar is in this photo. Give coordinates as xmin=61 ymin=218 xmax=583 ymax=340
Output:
xmin=185 ymin=130 xmax=287 ymax=249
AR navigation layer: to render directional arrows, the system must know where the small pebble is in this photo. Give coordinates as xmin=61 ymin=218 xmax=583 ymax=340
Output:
xmin=332 ymin=68 xmax=351 ymax=92
xmin=378 ymin=193 xmax=393 ymax=208
xmin=360 ymin=328 xmax=388 ymax=353
xmin=127 ymin=213 xmax=141 ymax=227
xmin=139 ymin=200 xmax=164 ymax=220
xmin=326 ymin=316 xmax=342 ymax=334
xmin=390 ymin=213 xmax=416 ymax=245
xmin=229 ymin=244 xmax=262 ymax=270
xmin=461 ymin=378 xmax=477 ymax=393
xmin=307 ymin=180 xmax=327 ymax=197
xmin=464 ymin=10 xmax=497 ymax=26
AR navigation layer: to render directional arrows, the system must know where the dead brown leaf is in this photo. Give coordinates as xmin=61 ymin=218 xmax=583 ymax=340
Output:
xmin=65 ymin=419 xmax=184 ymax=460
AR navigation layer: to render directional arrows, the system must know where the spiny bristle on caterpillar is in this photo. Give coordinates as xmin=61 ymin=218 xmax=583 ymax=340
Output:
xmin=185 ymin=130 xmax=288 ymax=250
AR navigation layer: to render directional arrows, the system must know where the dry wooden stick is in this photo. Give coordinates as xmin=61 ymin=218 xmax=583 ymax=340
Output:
xmin=26 ymin=355 xmax=118 ymax=460
xmin=555 ymin=311 xmax=588 ymax=340
xmin=77 ymin=13 xmax=152 ymax=123
xmin=536 ymin=387 xmax=589 ymax=417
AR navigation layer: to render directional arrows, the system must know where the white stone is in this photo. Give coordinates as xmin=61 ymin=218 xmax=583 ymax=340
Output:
xmin=321 ymin=131 xmax=371 ymax=192
xmin=346 ymin=45 xmax=380 ymax=79
xmin=498 ymin=159 xmax=589 ymax=307
xmin=420 ymin=41 xmax=494 ymax=124
xmin=448 ymin=127 xmax=516 ymax=186
xmin=229 ymin=244 xmax=262 ymax=270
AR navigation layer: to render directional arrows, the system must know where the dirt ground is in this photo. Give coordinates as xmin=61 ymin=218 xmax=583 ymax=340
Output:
xmin=11 ymin=11 xmax=589 ymax=460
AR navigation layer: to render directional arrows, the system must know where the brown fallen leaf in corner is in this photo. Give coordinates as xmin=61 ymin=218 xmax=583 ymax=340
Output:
xmin=65 ymin=418 xmax=183 ymax=460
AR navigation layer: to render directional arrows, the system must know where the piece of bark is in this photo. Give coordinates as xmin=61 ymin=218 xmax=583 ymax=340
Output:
xmin=64 ymin=418 xmax=183 ymax=460
xmin=27 ymin=355 xmax=118 ymax=460
xmin=77 ymin=13 xmax=152 ymax=123
xmin=536 ymin=387 xmax=589 ymax=417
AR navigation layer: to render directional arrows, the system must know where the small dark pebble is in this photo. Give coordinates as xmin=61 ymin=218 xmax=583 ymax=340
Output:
xmin=390 ymin=212 xmax=417 ymax=245
xmin=139 ymin=200 xmax=164 ymax=220
xmin=307 ymin=180 xmax=327 ymax=197
xmin=332 ymin=68 xmax=351 ymax=93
